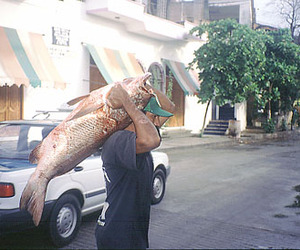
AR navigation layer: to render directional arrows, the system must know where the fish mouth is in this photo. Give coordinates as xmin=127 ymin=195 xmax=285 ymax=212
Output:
xmin=141 ymin=73 xmax=154 ymax=96
xmin=133 ymin=72 xmax=153 ymax=95
xmin=142 ymin=72 xmax=152 ymax=84
xmin=122 ymin=72 xmax=153 ymax=96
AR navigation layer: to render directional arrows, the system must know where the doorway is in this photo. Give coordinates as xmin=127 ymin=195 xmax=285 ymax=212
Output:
xmin=166 ymin=68 xmax=184 ymax=127
xmin=0 ymin=84 xmax=23 ymax=121
xmin=219 ymin=103 xmax=234 ymax=120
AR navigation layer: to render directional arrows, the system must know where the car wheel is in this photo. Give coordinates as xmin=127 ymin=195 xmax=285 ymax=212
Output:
xmin=151 ymin=168 xmax=166 ymax=204
xmin=48 ymin=194 xmax=82 ymax=247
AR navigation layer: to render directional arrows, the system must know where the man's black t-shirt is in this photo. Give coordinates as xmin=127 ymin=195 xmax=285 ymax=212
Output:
xmin=95 ymin=130 xmax=154 ymax=249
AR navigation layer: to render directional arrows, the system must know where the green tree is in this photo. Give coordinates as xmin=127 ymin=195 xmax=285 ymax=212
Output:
xmin=189 ymin=19 xmax=266 ymax=135
xmin=271 ymin=29 xmax=300 ymax=113
xmin=256 ymin=29 xmax=300 ymax=121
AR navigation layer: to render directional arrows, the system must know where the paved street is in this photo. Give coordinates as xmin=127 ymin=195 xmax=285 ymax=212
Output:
xmin=148 ymin=138 xmax=300 ymax=249
xmin=66 ymin=135 xmax=300 ymax=249
xmin=1 ymin=133 xmax=300 ymax=249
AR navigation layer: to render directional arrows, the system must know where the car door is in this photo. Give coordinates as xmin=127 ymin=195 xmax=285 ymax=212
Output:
xmin=69 ymin=149 xmax=106 ymax=215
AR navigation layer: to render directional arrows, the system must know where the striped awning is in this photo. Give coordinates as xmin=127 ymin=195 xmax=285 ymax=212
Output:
xmin=162 ymin=58 xmax=199 ymax=96
xmin=0 ymin=26 xmax=66 ymax=89
xmin=85 ymin=44 xmax=145 ymax=84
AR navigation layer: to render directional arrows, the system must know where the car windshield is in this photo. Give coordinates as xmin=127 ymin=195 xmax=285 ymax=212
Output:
xmin=0 ymin=123 xmax=54 ymax=160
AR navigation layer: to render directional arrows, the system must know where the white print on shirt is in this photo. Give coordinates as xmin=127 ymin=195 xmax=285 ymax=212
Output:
xmin=97 ymin=201 xmax=109 ymax=226
xmin=102 ymin=167 xmax=111 ymax=183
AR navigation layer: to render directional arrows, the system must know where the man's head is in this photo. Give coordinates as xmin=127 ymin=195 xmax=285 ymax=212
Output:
xmin=144 ymin=97 xmax=173 ymax=128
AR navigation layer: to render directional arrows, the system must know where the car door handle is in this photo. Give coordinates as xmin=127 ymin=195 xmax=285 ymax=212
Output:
xmin=74 ymin=166 xmax=84 ymax=172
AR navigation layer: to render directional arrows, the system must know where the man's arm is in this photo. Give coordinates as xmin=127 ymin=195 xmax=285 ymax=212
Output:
xmin=106 ymin=84 xmax=160 ymax=154
xmin=145 ymin=84 xmax=176 ymax=127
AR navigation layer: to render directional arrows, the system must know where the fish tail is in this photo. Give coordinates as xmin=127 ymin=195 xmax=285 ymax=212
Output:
xmin=19 ymin=173 xmax=48 ymax=226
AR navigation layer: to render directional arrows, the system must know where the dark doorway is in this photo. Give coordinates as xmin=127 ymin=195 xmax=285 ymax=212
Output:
xmin=219 ymin=103 xmax=234 ymax=120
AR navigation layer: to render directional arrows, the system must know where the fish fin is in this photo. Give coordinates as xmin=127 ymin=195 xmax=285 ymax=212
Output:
xmin=29 ymin=143 xmax=42 ymax=164
xmin=67 ymin=94 xmax=90 ymax=106
xmin=122 ymin=77 xmax=134 ymax=84
xmin=68 ymin=103 xmax=104 ymax=120
xmin=20 ymin=173 xmax=48 ymax=226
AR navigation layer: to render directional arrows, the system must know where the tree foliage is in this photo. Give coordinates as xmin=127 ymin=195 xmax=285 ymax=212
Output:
xmin=189 ymin=19 xmax=266 ymax=106
xmin=189 ymin=19 xmax=300 ymax=127
xmin=258 ymin=28 xmax=300 ymax=116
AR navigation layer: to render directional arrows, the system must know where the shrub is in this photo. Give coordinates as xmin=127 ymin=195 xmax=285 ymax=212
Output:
xmin=263 ymin=118 xmax=275 ymax=133
xmin=280 ymin=118 xmax=287 ymax=131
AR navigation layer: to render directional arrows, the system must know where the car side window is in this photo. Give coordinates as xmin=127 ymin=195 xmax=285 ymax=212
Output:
xmin=27 ymin=127 xmax=44 ymax=150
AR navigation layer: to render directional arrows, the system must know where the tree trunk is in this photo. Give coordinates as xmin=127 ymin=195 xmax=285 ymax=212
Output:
xmin=201 ymin=99 xmax=211 ymax=137
xmin=267 ymin=82 xmax=273 ymax=120
xmin=268 ymin=100 xmax=271 ymax=120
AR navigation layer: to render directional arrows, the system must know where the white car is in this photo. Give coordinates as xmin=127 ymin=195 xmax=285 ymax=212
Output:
xmin=0 ymin=119 xmax=170 ymax=247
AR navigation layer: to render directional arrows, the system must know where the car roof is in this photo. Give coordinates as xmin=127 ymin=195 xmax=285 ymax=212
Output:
xmin=0 ymin=119 xmax=60 ymax=126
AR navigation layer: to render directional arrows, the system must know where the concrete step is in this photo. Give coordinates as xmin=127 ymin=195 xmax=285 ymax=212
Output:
xmin=203 ymin=120 xmax=229 ymax=136
xmin=206 ymin=124 xmax=228 ymax=129
xmin=203 ymin=130 xmax=227 ymax=135
xmin=208 ymin=120 xmax=229 ymax=126
xmin=204 ymin=127 xmax=227 ymax=133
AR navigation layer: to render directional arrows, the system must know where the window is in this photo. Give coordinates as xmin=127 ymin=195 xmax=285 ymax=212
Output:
xmin=149 ymin=0 xmax=158 ymax=15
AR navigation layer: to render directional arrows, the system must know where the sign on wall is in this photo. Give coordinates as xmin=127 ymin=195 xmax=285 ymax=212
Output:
xmin=50 ymin=27 xmax=71 ymax=58
xmin=52 ymin=27 xmax=70 ymax=46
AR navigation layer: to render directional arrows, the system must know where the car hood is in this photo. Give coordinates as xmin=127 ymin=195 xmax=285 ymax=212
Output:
xmin=0 ymin=158 xmax=36 ymax=172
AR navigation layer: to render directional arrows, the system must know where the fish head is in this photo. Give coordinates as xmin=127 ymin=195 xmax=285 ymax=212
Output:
xmin=122 ymin=72 xmax=154 ymax=110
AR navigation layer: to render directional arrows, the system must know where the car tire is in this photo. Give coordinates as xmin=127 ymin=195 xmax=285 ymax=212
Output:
xmin=151 ymin=168 xmax=166 ymax=204
xmin=48 ymin=193 xmax=82 ymax=247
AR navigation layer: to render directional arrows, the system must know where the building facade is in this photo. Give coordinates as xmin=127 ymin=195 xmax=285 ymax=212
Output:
xmin=0 ymin=0 xmax=252 ymax=132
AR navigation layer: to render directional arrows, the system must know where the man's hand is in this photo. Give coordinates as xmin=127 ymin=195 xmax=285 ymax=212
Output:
xmin=107 ymin=83 xmax=160 ymax=153
xmin=106 ymin=84 xmax=130 ymax=109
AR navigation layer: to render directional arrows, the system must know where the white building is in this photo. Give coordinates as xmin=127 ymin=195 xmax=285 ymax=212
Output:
xmin=0 ymin=0 xmax=249 ymax=133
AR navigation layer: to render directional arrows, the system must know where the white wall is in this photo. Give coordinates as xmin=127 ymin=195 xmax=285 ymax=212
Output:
xmin=239 ymin=2 xmax=252 ymax=26
xmin=0 ymin=0 xmax=89 ymax=118
xmin=0 ymin=0 xmax=245 ymax=132
xmin=185 ymin=96 xmax=212 ymax=133
xmin=1 ymin=0 xmax=204 ymax=123
xmin=235 ymin=101 xmax=247 ymax=131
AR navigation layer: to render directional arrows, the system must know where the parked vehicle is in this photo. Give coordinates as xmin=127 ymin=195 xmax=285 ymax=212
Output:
xmin=0 ymin=119 xmax=170 ymax=247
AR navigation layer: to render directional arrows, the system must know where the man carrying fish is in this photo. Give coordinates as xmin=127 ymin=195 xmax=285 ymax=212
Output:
xmin=95 ymin=83 xmax=175 ymax=249
xmin=19 ymin=72 xmax=174 ymax=249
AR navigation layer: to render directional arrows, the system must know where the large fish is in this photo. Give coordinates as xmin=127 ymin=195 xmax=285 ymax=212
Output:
xmin=20 ymin=73 xmax=153 ymax=226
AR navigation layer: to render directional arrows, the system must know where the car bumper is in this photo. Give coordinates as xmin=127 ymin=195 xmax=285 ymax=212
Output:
xmin=0 ymin=200 xmax=56 ymax=235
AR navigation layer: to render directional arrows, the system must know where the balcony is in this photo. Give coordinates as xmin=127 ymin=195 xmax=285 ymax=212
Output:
xmin=85 ymin=0 xmax=198 ymax=41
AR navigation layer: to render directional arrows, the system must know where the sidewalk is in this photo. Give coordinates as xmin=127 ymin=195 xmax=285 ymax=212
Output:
xmin=157 ymin=128 xmax=300 ymax=152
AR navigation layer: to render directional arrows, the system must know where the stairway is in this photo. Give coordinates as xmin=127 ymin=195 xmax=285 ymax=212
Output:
xmin=203 ymin=120 xmax=229 ymax=135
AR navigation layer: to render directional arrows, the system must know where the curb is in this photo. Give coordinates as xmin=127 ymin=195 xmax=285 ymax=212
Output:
xmin=158 ymin=140 xmax=238 ymax=152
xmin=157 ymin=129 xmax=300 ymax=152
xmin=239 ymin=129 xmax=300 ymax=144
xmin=157 ymin=136 xmax=238 ymax=152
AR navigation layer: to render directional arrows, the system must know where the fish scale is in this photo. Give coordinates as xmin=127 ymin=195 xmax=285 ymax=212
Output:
xmin=66 ymin=114 xmax=116 ymax=154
